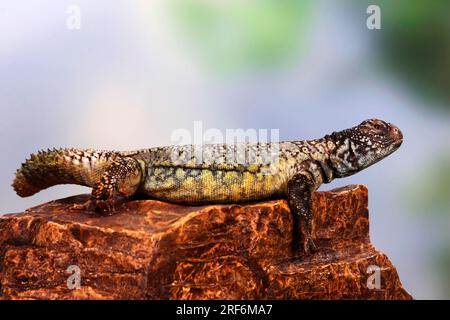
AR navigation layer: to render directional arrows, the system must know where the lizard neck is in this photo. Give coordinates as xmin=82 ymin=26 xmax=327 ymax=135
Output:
xmin=312 ymin=137 xmax=337 ymax=184
xmin=324 ymin=129 xmax=360 ymax=178
xmin=292 ymin=138 xmax=336 ymax=184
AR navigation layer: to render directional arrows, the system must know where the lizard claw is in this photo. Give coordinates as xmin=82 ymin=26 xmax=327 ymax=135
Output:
xmin=71 ymin=203 xmax=88 ymax=211
xmin=302 ymin=237 xmax=318 ymax=256
xmin=71 ymin=199 xmax=117 ymax=214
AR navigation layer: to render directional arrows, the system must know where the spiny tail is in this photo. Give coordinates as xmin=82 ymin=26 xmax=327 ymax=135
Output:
xmin=12 ymin=148 xmax=118 ymax=197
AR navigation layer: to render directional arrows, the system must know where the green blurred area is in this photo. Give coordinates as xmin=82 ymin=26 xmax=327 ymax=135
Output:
xmin=170 ymin=0 xmax=450 ymax=105
xmin=168 ymin=0 xmax=312 ymax=74
xmin=406 ymin=153 xmax=450 ymax=217
xmin=371 ymin=0 xmax=450 ymax=107
xmin=434 ymin=243 xmax=450 ymax=297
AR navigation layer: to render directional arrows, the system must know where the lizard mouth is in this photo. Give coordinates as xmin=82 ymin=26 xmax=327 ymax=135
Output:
xmin=392 ymin=138 xmax=403 ymax=149
xmin=388 ymin=123 xmax=403 ymax=149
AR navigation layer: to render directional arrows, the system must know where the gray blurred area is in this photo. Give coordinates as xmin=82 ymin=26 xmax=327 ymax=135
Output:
xmin=1 ymin=0 xmax=449 ymax=299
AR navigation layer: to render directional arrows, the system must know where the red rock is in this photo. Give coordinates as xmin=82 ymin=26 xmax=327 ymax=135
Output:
xmin=0 ymin=184 xmax=412 ymax=299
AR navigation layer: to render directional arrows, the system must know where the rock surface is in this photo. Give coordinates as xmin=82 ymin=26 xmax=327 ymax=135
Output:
xmin=0 ymin=184 xmax=412 ymax=299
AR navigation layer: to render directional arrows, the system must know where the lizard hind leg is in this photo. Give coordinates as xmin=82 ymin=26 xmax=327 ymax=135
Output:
xmin=72 ymin=157 xmax=144 ymax=214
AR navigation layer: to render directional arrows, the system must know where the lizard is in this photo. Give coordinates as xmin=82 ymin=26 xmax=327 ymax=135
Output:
xmin=12 ymin=119 xmax=403 ymax=255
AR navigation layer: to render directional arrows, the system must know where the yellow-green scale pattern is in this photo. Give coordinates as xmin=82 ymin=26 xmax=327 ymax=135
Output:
xmin=139 ymin=142 xmax=312 ymax=204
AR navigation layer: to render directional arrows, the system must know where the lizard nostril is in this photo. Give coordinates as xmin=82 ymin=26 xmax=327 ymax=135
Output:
xmin=390 ymin=125 xmax=403 ymax=140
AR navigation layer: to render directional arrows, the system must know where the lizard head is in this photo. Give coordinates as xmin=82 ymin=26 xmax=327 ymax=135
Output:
xmin=328 ymin=119 xmax=403 ymax=178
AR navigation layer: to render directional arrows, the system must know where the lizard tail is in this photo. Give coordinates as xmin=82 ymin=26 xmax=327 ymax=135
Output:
xmin=12 ymin=148 xmax=117 ymax=197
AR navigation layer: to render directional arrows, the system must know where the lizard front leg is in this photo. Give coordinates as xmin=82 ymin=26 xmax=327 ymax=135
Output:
xmin=72 ymin=156 xmax=143 ymax=214
xmin=287 ymin=173 xmax=318 ymax=256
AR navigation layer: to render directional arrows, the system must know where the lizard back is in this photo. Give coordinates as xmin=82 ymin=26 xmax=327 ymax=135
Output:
xmin=136 ymin=142 xmax=309 ymax=204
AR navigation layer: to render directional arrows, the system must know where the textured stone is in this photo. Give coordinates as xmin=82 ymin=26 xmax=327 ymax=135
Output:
xmin=0 ymin=184 xmax=412 ymax=300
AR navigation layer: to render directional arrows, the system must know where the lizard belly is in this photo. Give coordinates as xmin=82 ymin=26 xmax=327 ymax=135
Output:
xmin=140 ymin=167 xmax=286 ymax=204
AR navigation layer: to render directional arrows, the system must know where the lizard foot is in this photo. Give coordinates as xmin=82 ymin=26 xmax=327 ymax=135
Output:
xmin=71 ymin=199 xmax=117 ymax=214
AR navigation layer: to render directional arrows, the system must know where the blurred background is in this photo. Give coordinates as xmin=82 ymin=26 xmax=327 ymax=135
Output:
xmin=1 ymin=0 xmax=449 ymax=299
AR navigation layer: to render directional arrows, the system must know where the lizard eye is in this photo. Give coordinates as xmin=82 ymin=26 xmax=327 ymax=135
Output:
xmin=374 ymin=124 xmax=381 ymax=130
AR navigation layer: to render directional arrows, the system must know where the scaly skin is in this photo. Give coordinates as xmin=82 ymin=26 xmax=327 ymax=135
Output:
xmin=12 ymin=119 xmax=403 ymax=255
